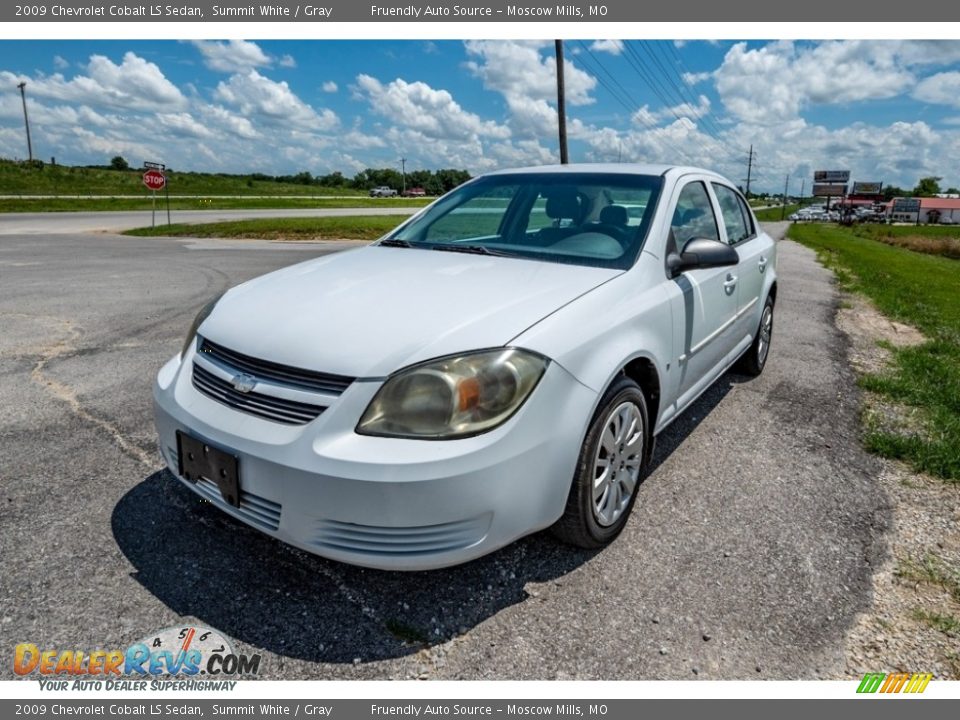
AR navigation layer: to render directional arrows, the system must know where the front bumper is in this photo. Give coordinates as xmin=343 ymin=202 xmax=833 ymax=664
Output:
xmin=153 ymin=352 xmax=597 ymax=571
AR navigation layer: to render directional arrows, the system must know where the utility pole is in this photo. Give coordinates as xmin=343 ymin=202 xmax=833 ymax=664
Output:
xmin=555 ymin=40 xmax=569 ymax=164
xmin=780 ymin=173 xmax=790 ymax=220
xmin=400 ymin=157 xmax=406 ymax=195
xmin=17 ymin=81 xmax=33 ymax=163
xmin=744 ymin=144 xmax=753 ymax=199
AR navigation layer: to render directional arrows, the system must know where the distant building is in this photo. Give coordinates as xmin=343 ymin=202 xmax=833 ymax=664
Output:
xmin=887 ymin=197 xmax=960 ymax=223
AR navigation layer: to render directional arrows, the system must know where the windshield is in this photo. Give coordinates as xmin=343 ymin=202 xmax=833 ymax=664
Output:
xmin=385 ymin=172 xmax=663 ymax=270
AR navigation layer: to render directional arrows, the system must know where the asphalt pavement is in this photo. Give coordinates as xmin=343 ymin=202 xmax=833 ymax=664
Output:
xmin=0 ymin=207 xmax=417 ymax=235
xmin=0 ymin=222 xmax=888 ymax=679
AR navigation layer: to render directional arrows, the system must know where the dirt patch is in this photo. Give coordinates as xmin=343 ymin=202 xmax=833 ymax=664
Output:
xmin=836 ymin=295 xmax=924 ymax=376
xmin=836 ymin=293 xmax=960 ymax=679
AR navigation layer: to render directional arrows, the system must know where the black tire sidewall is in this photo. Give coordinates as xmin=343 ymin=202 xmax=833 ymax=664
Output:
xmin=576 ymin=377 xmax=650 ymax=545
xmin=755 ymin=297 xmax=774 ymax=371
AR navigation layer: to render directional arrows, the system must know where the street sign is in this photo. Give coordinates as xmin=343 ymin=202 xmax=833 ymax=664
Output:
xmin=813 ymin=183 xmax=847 ymax=197
xmin=142 ymin=169 xmax=166 ymax=191
xmin=814 ymin=170 xmax=851 ymax=183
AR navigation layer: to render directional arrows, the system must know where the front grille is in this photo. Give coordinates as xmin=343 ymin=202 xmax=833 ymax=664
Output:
xmin=312 ymin=515 xmax=491 ymax=557
xmin=198 ymin=337 xmax=354 ymax=396
xmin=192 ymin=363 xmax=325 ymax=425
xmin=167 ymin=445 xmax=282 ymax=531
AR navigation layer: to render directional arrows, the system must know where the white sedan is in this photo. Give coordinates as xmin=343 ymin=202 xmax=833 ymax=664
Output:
xmin=154 ymin=164 xmax=778 ymax=570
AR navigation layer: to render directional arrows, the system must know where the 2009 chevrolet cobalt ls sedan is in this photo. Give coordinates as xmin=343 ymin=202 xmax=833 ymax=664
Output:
xmin=154 ymin=164 xmax=777 ymax=570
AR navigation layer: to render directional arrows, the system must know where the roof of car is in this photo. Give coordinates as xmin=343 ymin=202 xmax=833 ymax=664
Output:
xmin=483 ymin=163 xmax=727 ymax=179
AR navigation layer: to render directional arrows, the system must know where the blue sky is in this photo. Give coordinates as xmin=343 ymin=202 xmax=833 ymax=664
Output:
xmin=3 ymin=39 xmax=960 ymax=192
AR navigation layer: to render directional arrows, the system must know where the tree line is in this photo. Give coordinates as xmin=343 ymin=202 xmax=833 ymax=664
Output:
xmin=105 ymin=156 xmax=471 ymax=195
xmin=251 ymin=167 xmax=472 ymax=195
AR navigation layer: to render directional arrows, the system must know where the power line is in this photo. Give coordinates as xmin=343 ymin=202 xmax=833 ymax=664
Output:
xmin=570 ymin=44 xmax=700 ymax=165
xmin=621 ymin=42 xmax=741 ymax=164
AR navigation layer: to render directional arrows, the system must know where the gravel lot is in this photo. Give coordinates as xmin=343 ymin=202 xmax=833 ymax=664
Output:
xmin=0 ymin=222 xmax=890 ymax=679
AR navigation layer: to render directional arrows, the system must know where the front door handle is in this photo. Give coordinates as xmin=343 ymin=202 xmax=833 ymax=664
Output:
xmin=758 ymin=256 xmax=768 ymax=272
xmin=723 ymin=273 xmax=738 ymax=294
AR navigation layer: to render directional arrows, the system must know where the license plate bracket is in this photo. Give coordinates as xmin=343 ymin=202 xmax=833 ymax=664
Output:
xmin=176 ymin=430 xmax=241 ymax=508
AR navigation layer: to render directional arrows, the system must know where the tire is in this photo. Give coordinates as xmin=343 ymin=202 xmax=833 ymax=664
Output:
xmin=551 ymin=376 xmax=650 ymax=549
xmin=736 ymin=294 xmax=774 ymax=377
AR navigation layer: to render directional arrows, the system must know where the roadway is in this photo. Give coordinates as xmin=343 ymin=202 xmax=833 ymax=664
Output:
xmin=0 ymin=207 xmax=418 ymax=235
xmin=0 ymin=220 xmax=886 ymax=680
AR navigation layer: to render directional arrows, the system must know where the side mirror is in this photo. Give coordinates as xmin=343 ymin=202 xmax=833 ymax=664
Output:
xmin=667 ymin=238 xmax=739 ymax=277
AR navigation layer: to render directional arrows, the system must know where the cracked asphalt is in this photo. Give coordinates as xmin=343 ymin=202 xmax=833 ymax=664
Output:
xmin=0 ymin=222 xmax=890 ymax=680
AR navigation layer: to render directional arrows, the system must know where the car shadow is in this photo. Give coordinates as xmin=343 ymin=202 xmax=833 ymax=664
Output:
xmin=112 ymin=372 xmax=740 ymax=665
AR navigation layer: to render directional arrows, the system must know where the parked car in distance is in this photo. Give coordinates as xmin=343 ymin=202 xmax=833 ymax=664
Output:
xmin=369 ymin=186 xmax=398 ymax=197
xmin=402 ymin=187 xmax=427 ymax=197
xmin=154 ymin=164 xmax=778 ymax=570
xmin=940 ymin=216 xmax=956 ymax=225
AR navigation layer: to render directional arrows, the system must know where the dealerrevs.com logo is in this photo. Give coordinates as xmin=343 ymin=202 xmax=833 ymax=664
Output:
xmin=856 ymin=672 xmax=933 ymax=694
xmin=14 ymin=626 xmax=261 ymax=691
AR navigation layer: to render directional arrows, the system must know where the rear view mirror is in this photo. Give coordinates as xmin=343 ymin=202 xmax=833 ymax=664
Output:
xmin=667 ymin=238 xmax=739 ymax=277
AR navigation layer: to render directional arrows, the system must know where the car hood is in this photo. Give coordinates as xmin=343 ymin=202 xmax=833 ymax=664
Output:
xmin=199 ymin=246 xmax=621 ymax=378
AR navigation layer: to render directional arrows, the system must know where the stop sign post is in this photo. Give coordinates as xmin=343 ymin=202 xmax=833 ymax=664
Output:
xmin=142 ymin=168 xmax=165 ymax=191
xmin=142 ymin=163 xmax=170 ymax=227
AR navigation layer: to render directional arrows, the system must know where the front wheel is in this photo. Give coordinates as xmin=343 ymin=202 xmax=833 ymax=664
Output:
xmin=737 ymin=294 xmax=774 ymax=376
xmin=551 ymin=376 xmax=650 ymax=549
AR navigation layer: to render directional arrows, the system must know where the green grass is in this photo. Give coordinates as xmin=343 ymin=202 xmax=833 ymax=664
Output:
xmin=789 ymin=223 xmax=960 ymax=481
xmin=755 ymin=204 xmax=800 ymax=222
xmin=896 ymin=554 xmax=960 ymax=603
xmin=913 ymin=609 xmax=960 ymax=637
xmin=124 ymin=215 xmax=405 ymax=241
xmin=0 ymin=196 xmax=430 ymax=213
xmin=0 ymin=159 xmax=361 ymax=197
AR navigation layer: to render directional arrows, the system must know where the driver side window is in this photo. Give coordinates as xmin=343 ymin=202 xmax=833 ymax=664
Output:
xmin=669 ymin=181 xmax=720 ymax=255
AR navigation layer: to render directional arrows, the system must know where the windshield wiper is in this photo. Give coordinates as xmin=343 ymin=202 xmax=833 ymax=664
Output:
xmin=431 ymin=244 xmax=512 ymax=257
xmin=378 ymin=238 xmax=413 ymax=248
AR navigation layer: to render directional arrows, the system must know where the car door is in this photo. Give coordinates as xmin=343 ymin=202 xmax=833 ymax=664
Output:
xmin=665 ymin=179 xmax=739 ymax=402
xmin=711 ymin=183 xmax=769 ymax=343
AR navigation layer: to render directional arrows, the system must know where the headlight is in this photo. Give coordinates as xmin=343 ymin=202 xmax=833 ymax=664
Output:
xmin=357 ymin=348 xmax=548 ymax=439
xmin=180 ymin=293 xmax=224 ymax=359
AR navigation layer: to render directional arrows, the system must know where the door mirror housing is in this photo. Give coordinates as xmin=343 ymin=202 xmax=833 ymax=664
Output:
xmin=667 ymin=238 xmax=739 ymax=277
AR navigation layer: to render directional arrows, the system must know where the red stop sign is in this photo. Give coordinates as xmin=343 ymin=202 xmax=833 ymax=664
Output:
xmin=142 ymin=169 xmax=166 ymax=191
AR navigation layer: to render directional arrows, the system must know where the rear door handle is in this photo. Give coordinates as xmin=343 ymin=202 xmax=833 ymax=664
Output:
xmin=758 ymin=256 xmax=768 ymax=272
xmin=723 ymin=273 xmax=738 ymax=293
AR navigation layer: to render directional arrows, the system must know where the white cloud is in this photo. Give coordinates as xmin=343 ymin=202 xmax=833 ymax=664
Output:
xmin=279 ymin=54 xmax=297 ymax=69
xmin=590 ymin=40 xmax=623 ymax=55
xmin=201 ymin=105 xmax=259 ymax=139
xmin=682 ymin=71 xmax=711 ymax=86
xmin=355 ymin=74 xmax=510 ymax=143
xmin=322 ymin=80 xmax=338 ymax=93
xmin=0 ymin=52 xmax=186 ymax=112
xmin=464 ymin=40 xmax=596 ymax=138
xmin=913 ymin=71 xmax=960 ymax=108
xmin=192 ymin=40 xmax=272 ymax=73
xmin=714 ymin=41 xmax=916 ymax=124
xmin=156 ymin=112 xmax=214 ymax=139
xmin=215 ymin=70 xmax=338 ymax=131
xmin=53 ymin=55 xmax=69 ymax=70
xmin=633 ymin=95 xmax=712 ymax=125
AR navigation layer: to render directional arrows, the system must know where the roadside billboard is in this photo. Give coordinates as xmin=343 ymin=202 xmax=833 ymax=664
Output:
xmin=813 ymin=183 xmax=847 ymax=197
xmin=851 ymin=182 xmax=882 ymax=195
xmin=814 ymin=170 xmax=851 ymax=183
